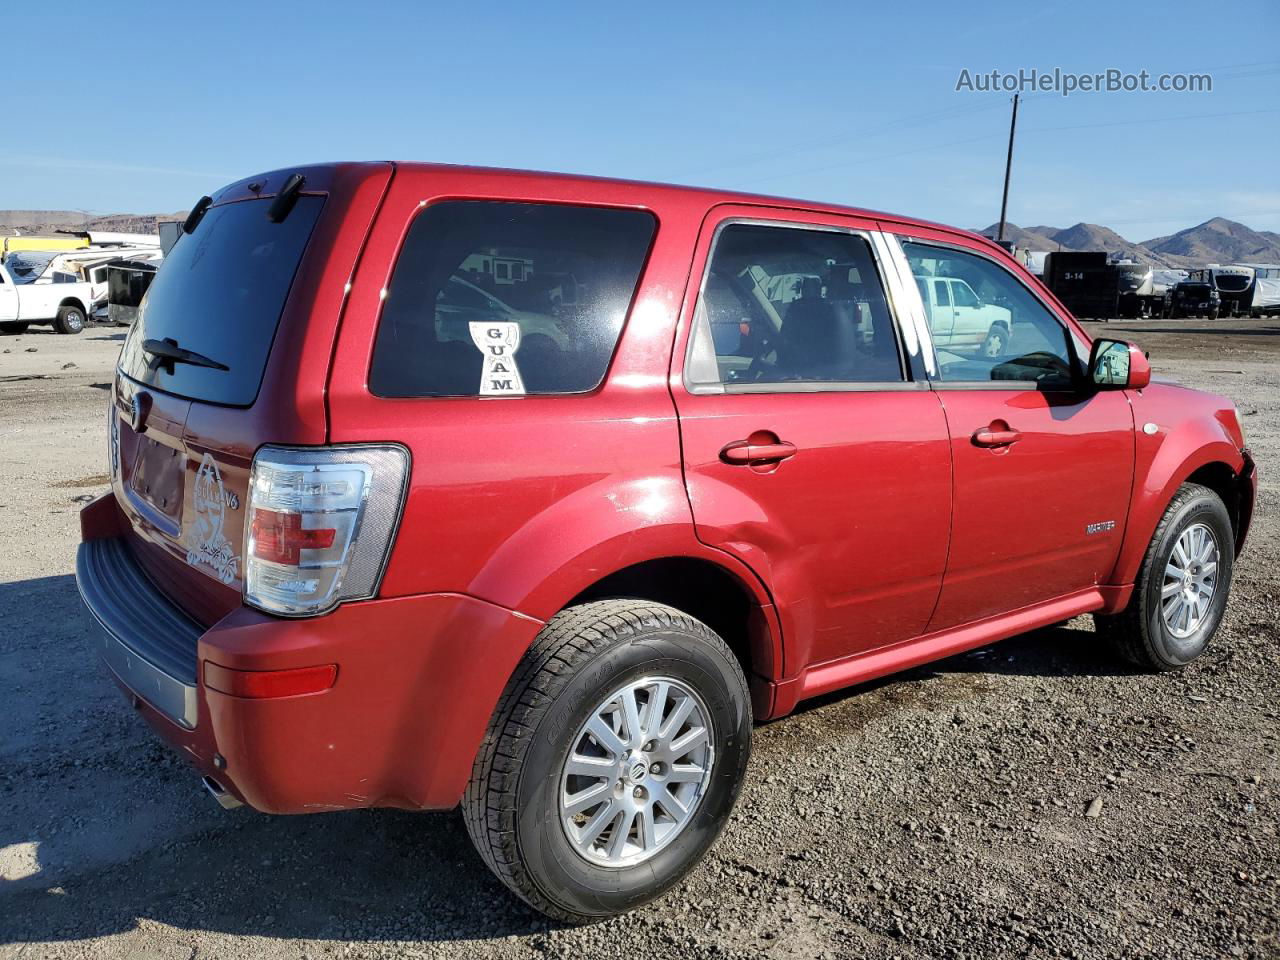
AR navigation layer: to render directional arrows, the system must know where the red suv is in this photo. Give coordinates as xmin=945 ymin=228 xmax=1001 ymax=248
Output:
xmin=77 ymin=163 xmax=1256 ymax=921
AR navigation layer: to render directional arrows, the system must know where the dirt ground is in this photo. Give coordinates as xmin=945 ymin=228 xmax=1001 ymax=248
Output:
xmin=1 ymin=318 xmax=1277 ymax=959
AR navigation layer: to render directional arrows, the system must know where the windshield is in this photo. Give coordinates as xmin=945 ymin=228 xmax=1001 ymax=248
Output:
xmin=118 ymin=196 xmax=324 ymax=405
xmin=4 ymin=252 xmax=55 ymax=282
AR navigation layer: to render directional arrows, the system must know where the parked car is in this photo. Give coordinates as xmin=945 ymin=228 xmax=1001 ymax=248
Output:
xmin=913 ymin=273 xmax=1012 ymax=356
xmin=0 ymin=258 xmax=93 ymax=333
xmin=1170 ymin=278 xmax=1221 ymax=319
xmin=77 ymin=163 xmax=1257 ymax=923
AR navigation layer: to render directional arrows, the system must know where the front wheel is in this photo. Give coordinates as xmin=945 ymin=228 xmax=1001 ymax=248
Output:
xmin=1095 ymin=483 xmax=1234 ymax=670
xmin=54 ymin=305 xmax=85 ymax=335
xmin=0 ymin=322 xmax=29 ymax=335
xmin=463 ymin=599 xmax=752 ymax=922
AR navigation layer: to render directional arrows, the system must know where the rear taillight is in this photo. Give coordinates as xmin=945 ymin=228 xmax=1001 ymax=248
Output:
xmin=244 ymin=445 xmax=410 ymax=617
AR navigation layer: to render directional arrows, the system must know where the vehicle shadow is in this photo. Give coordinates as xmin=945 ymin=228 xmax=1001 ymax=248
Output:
xmin=0 ymin=572 xmax=556 ymax=946
xmin=791 ymin=619 xmax=1135 ymax=719
xmin=0 ymin=571 xmax=1125 ymax=947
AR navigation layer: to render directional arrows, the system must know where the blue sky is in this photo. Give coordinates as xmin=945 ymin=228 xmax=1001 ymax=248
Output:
xmin=4 ymin=1 xmax=1278 ymax=240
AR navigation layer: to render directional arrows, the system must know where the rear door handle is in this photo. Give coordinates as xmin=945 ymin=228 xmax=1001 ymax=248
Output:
xmin=972 ymin=426 xmax=1023 ymax=448
xmin=720 ymin=440 xmax=798 ymax=465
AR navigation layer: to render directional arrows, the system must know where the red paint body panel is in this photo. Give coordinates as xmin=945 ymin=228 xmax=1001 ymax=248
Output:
xmin=926 ymin=387 xmax=1135 ymax=629
xmin=115 ymin=591 xmax=541 ymax=812
xmin=77 ymin=162 xmax=1257 ymax=815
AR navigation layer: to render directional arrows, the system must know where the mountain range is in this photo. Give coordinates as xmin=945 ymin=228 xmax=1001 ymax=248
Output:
xmin=3 ymin=209 xmax=1277 ymax=271
xmin=0 ymin=210 xmax=183 ymax=238
xmin=978 ymin=218 xmax=1280 ymax=270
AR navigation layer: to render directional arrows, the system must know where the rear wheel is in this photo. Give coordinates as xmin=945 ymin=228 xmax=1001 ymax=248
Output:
xmin=1095 ymin=483 xmax=1234 ymax=670
xmin=54 ymin=305 xmax=85 ymax=335
xmin=0 ymin=322 xmax=29 ymax=335
xmin=981 ymin=323 xmax=1009 ymax=357
xmin=463 ymin=599 xmax=752 ymax=922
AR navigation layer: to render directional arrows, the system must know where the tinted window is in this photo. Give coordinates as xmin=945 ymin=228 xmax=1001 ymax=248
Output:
xmin=903 ymin=241 xmax=1075 ymax=387
xmin=119 ymin=196 xmax=324 ymax=405
xmin=686 ymin=223 xmax=903 ymax=389
xmin=370 ymin=202 xmax=656 ymax=397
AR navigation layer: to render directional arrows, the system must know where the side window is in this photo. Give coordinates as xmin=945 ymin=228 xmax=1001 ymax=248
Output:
xmin=950 ymin=281 xmax=978 ymax=308
xmin=686 ymin=223 xmax=904 ymax=390
xmin=370 ymin=202 xmax=656 ymax=397
xmin=933 ymin=280 xmax=950 ymax=306
xmin=902 ymin=241 xmax=1076 ymax=387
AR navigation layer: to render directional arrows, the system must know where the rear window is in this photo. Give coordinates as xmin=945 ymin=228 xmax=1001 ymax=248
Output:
xmin=118 ymin=196 xmax=324 ymax=406
xmin=369 ymin=201 xmax=656 ymax=397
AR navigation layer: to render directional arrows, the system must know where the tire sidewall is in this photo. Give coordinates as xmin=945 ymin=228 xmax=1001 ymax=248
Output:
xmin=1143 ymin=493 xmax=1234 ymax=667
xmin=515 ymin=631 xmax=751 ymax=919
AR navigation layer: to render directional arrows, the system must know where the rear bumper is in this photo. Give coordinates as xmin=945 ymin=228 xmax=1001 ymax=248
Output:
xmin=76 ymin=535 xmax=544 ymax=813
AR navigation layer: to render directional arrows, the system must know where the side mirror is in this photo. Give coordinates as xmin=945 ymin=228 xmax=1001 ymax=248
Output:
xmin=1088 ymin=338 xmax=1151 ymax=390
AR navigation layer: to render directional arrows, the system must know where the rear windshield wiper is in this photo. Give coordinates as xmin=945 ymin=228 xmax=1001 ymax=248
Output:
xmin=142 ymin=337 xmax=230 ymax=372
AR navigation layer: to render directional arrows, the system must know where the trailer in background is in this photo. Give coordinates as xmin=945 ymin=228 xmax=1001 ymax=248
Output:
xmin=1207 ymin=265 xmax=1255 ymax=317
xmin=1230 ymin=263 xmax=1280 ymax=317
xmin=1042 ymin=252 xmax=1168 ymax=319
xmin=106 ymin=259 xmax=159 ymax=326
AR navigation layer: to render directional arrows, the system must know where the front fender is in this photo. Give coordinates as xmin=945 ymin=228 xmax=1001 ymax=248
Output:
xmin=1111 ymin=388 xmax=1245 ymax=586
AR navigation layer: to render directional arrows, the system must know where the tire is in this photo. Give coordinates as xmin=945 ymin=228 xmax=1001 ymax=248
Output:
xmin=463 ymin=599 xmax=752 ymax=923
xmin=1095 ymin=483 xmax=1234 ymax=671
xmin=981 ymin=323 xmax=1009 ymax=358
xmin=0 ymin=322 xmax=29 ymax=335
xmin=54 ymin=304 xmax=85 ymax=335
xmin=1209 ymin=308 xmax=1220 ymax=321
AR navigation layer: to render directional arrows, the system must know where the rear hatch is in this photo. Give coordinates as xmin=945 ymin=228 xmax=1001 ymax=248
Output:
xmin=109 ymin=164 xmax=392 ymax=625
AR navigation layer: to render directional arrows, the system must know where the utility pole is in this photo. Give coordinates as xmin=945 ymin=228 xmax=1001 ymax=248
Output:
xmin=997 ymin=92 xmax=1020 ymax=245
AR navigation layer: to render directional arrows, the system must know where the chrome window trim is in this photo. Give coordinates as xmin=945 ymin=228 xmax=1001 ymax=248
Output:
xmin=875 ymin=232 xmax=937 ymax=379
xmin=680 ymin=217 xmax=919 ymax=396
xmin=696 ymin=379 xmax=930 ymax=396
xmin=889 ymin=233 xmax=1087 ymax=387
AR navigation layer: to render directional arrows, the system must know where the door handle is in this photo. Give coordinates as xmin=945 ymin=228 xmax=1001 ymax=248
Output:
xmin=720 ymin=439 xmax=798 ymax=465
xmin=972 ymin=425 xmax=1023 ymax=448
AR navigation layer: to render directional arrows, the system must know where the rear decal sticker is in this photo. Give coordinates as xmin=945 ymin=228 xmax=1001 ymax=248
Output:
xmin=470 ymin=322 xmax=525 ymax=395
xmin=187 ymin=452 xmax=238 ymax=584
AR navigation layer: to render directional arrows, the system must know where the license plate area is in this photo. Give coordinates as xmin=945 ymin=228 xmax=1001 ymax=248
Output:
xmin=129 ymin=436 xmax=185 ymax=522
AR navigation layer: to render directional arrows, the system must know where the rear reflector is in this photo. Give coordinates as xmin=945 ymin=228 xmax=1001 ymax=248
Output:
xmin=203 ymin=661 xmax=337 ymax=699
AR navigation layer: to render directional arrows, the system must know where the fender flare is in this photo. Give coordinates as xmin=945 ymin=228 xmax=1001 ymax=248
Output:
xmin=1111 ymin=437 xmax=1244 ymax=587
xmin=464 ymin=473 xmax=784 ymax=683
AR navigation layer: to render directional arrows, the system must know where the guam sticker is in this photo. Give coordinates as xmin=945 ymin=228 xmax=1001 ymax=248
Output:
xmin=469 ymin=321 xmax=525 ymax=396
xmin=186 ymin=452 xmax=239 ymax=584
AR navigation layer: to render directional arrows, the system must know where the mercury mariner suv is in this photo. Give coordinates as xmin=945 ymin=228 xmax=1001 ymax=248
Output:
xmin=76 ymin=163 xmax=1257 ymax=922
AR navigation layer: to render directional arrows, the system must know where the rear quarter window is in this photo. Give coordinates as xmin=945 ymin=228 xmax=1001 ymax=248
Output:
xmin=369 ymin=201 xmax=656 ymax=397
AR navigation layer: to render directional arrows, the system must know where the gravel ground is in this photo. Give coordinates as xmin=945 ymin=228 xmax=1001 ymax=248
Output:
xmin=1 ymin=319 xmax=1277 ymax=959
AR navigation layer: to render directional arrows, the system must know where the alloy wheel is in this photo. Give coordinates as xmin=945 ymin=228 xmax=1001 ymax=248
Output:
xmin=1161 ymin=522 xmax=1220 ymax=638
xmin=559 ymin=676 xmax=715 ymax=867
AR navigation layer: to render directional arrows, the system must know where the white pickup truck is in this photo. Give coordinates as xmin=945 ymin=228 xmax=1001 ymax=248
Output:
xmin=913 ymin=274 xmax=1013 ymax=357
xmin=0 ymin=260 xmax=93 ymax=334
